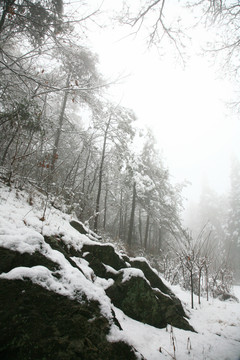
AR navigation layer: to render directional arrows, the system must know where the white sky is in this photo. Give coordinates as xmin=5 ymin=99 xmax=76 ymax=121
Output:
xmin=85 ymin=1 xmax=240 ymax=202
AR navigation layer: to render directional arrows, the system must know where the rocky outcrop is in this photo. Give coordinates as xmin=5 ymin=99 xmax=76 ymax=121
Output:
xmin=0 ymin=278 xmax=140 ymax=360
xmin=0 ymin=220 xmax=195 ymax=359
xmin=74 ymin=220 xmax=193 ymax=331
xmin=128 ymin=257 xmax=188 ymax=319
xmin=0 ymin=247 xmax=60 ymax=274
xmin=82 ymin=243 xmax=126 ymax=271
xmin=105 ymin=270 xmax=194 ymax=331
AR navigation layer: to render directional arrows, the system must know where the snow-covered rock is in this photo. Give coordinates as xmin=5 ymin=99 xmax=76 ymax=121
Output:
xmin=0 ymin=181 xmax=240 ymax=359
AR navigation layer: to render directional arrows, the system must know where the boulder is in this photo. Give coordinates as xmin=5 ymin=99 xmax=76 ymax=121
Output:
xmin=129 ymin=258 xmax=187 ymax=318
xmin=106 ymin=270 xmax=195 ymax=332
xmin=0 ymin=247 xmax=60 ymax=274
xmin=79 ymin=243 xmax=194 ymax=331
xmin=0 ymin=279 xmax=142 ymax=360
xmin=81 ymin=243 xmax=127 ymax=271
xmin=216 ymin=292 xmax=239 ymax=303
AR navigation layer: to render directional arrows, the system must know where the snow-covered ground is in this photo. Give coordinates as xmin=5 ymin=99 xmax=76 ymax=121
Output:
xmin=108 ymin=282 xmax=240 ymax=360
xmin=110 ymin=287 xmax=240 ymax=360
xmin=0 ymin=182 xmax=240 ymax=360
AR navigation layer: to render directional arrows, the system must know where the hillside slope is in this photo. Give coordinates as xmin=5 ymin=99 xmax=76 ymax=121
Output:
xmin=0 ymin=182 xmax=193 ymax=359
xmin=0 ymin=181 xmax=240 ymax=360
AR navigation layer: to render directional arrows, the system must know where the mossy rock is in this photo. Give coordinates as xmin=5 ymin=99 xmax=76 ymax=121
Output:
xmin=153 ymin=289 xmax=195 ymax=331
xmin=106 ymin=273 xmax=167 ymax=328
xmin=83 ymin=252 xmax=119 ymax=280
xmin=0 ymin=279 xmax=143 ymax=360
xmin=70 ymin=220 xmax=88 ymax=235
xmin=130 ymin=259 xmax=187 ymax=318
xmin=81 ymin=244 xmax=126 ymax=271
xmin=106 ymin=272 xmax=194 ymax=332
xmin=0 ymin=247 xmax=60 ymax=274
xmin=44 ymin=235 xmax=81 ymax=258
xmin=43 ymin=236 xmax=84 ymax=273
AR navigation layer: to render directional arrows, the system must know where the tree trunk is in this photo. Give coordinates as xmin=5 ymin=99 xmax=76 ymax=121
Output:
xmin=81 ymin=148 xmax=91 ymax=194
xmin=138 ymin=208 xmax=143 ymax=246
xmin=198 ymin=268 xmax=202 ymax=305
xmin=51 ymin=73 xmax=70 ymax=172
xmin=123 ymin=202 xmax=128 ymax=241
xmin=94 ymin=115 xmax=111 ymax=233
xmin=158 ymin=227 xmax=162 ymax=252
xmin=127 ymin=181 xmax=137 ymax=247
xmin=103 ymin=185 xmax=108 ymax=230
xmin=1 ymin=126 xmax=18 ymax=166
xmin=119 ymin=189 xmax=123 ymax=238
xmin=205 ymin=266 xmax=209 ymax=302
xmin=190 ymin=270 xmax=194 ymax=309
xmin=144 ymin=213 xmax=150 ymax=250
xmin=71 ymin=152 xmax=82 ymax=191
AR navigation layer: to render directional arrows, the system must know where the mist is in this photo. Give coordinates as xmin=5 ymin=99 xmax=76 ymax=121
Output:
xmin=1 ymin=2 xmax=240 ymax=358
xmin=1 ymin=0 xmax=240 ymax=288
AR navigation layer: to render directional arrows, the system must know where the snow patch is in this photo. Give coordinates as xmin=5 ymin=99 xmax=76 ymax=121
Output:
xmin=103 ymin=264 xmax=119 ymax=275
xmin=120 ymin=268 xmax=148 ymax=284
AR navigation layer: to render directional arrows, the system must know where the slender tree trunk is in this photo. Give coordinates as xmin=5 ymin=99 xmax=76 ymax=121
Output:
xmin=23 ymin=130 xmax=34 ymax=157
xmin=119 ymin=189 xmax=123 ymax=238
xmin=144 ymin=213 xmax=150 ymax=250
xmin=61 ymin=153 xmax=81 ymax=192
xmin=198 ymin=268 xmax=202 ymax=305
xmin=205 ymin=266 xmax=209 ymax=301
xmin=89 ymin=165 xmax=99 ymax=194
xmin=37 ymin=93 xmax=48 ymax=181
xmin=94 ymin=115 xmax=111 ymax=233
xmin=190 ymin=270 xmax=194 ymax=309
xmin=127 ymin=181 xmax=137 ymax=247
xmin=71 ymin=152 xmax=82 ymax=190
xmin=51 ymin=74 xmax=70 ymax=172
xmin=158 ymin=227 xmax=162 ymax=252
xmin=123 ymin=202 xmax=128 ymax=241
xmin=1 ymin=127 xmax=18 ymax=166
xmin=11 ymin=129 xmax=21 ymax=166
xmin=138 ymin=208 xmax=143 ymax=245
xmin=80 ymin=165 xmax=99 ymax=217
xmin=103 ymin=186 xmax=108 ymax=230
xmin=81 ymin=148 xmax=91 ymax=194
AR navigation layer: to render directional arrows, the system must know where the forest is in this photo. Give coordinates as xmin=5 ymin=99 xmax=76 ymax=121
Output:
xmin=1 ymin=0 xmax=240 ymax=308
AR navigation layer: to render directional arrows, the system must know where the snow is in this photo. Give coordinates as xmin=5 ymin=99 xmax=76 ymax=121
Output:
xmin=0 ymin=183 xmax=114 ymax=319
xmin=120 ymin=267 xmax=147 ymax=283
xmin=234 ymin=286 xmax=240 ymax=300
xmin=108 ymin=288 xmax=240 ymax=360
xmin=71 ymin=256 xmax=95 ymax=281
xmin=1 ymin=182 xmax=240 ymax=359
xmin=103 ymin=263 xmax=119 ymax=275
